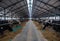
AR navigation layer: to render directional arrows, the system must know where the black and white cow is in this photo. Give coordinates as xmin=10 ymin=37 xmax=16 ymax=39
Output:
xmin=0 ymin=20 xmax=13 ymax=35
xmin=42 ymin=20 xmax=60 ymax=32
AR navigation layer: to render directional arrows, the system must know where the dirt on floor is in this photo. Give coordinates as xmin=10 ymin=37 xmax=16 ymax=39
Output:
xmin=0 ymin=21 xmax=27 ymax=41
xmin=34 ymin=21 xmax=60 ymax=41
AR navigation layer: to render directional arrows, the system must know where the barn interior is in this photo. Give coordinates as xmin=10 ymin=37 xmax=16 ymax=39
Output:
xmin=0 ymin=0 xmax=60 ymax=41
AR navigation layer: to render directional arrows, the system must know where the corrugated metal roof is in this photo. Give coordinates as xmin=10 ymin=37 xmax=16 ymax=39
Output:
xmin=0 ymin=0 xmax=29 ymax=18
xmin=32 ymin=0 xmax=60 ymax=18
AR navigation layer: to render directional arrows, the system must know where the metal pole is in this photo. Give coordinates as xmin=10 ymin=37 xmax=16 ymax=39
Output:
xmin=4 ymin=8 xmax=6 ymax=20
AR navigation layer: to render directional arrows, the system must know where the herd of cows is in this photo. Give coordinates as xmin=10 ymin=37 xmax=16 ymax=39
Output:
xmin=0 ymin=19 xmax=28 ymax=35
xmin=0 ymin=20 xmax=20 ymax=35
xmin=0 ymin=18 xmax=60 ymax=35
xmin=33 ymin=19 xmax=60 ymax=32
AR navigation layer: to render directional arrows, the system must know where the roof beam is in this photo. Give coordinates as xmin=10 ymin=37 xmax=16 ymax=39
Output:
xmin=35 ymin=5 xmax=54 ymax=13
xmin=4 ymin=0 xmax=24 ymax=9
xmin=37 ymin=0 xmax=60 ymax=10
xmin=7 ymin=4 xmax=27 ymax=13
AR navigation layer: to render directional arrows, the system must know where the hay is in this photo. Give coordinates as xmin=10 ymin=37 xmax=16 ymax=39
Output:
xmin=34 ymin=21 xmax=60 ymax=41
xmin=0 ymin=22 xmax=26 ymax=41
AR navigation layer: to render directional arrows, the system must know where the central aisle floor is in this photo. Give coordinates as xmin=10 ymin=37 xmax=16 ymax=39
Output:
xmin=12 ymin=20 xmax=48 ymax=41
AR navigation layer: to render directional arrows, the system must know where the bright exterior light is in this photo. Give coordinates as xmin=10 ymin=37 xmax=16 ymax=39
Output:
xmin=27 ymin=0 xmax=33 ymax=20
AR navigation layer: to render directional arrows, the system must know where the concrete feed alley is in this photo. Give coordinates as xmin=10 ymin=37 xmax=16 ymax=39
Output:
xmin=12 ymin=20 xmax=47 ymax=41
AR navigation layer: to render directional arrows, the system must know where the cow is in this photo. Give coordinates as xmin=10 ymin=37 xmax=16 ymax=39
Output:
xmin=0 ymin=20 xmax=13 ymax=35
xmin=42 ymin=20 xmax=60 ymax=32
